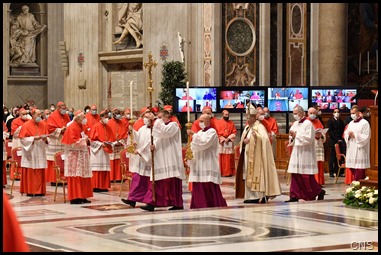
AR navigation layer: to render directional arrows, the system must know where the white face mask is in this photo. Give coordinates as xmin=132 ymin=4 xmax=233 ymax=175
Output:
xmin=317 ymin=110 xmax=322 ymax=116
xmin=293 ymin=114 xmax=300 ymax=121
xmin=50 ymin=107 xmax=55 ymax=111
xmin=264 ymin=113 xmax=270 ymax=119
xmin=126 ymin=114 xmax=131 ymax=119
xmin=82 ymin=118 xmax=88 ymax=125
xmin=199 ymin=122 xmax=205 ymax=130
xmin=21 ymin=114 xmax=27 ymax=120
xmin=143 ymin=117 xmax=150 ymax=125
xmin=35 ymin=116 xmax=42 ymax=123
xmin=351 ymin=113 xmax=357 ymax=120
xmin=334 ymin=112 xmax=340 ymax=118
xmin=309 ymin=114 xmax=316 ymax=120
xmin=258 ymin=115 xmax=265 ymax=121
xmin=45 ymin=114 xmax=50 ymax=119
xmin=102 ymin=118 xmax=109 ymax=124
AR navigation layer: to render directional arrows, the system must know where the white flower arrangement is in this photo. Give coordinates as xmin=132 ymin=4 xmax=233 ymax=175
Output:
xmin=343 ymin=181 xmax=378 ymax=209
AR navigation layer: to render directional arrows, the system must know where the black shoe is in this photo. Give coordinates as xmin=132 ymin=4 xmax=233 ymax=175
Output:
xmin=329 ymin=173 xmax=335 ymax=178
xmin=100 ymin=189 xmax=109 ymax=192
xmin=70 ymin=199 xmax=83 ymax=204
xmin=140 ymin=204 xmax=154 ymax=211
xmin=93 ymin=188 xmax=101 ymax=192
xmin=26 ymin=194 xmax=34 ymax=197
xmin=121 ymin=199 xmax=136 ymax=208
xmin=285 ymin=197 xmax=299 ymax=202
xmin=51 ymin=182 xmax=57 ymax=186
xmin=81 ymin=199 xmax=91 ymax=203
xmin=318 ymin=189 xmax=326 ymax=200
xmin=339 ymin=174 xmax=345 ymax=177
xmin=168 ymin=206 xmax=184 ymax=210
xmin=244 ymin=199 xmax=260 ymax=204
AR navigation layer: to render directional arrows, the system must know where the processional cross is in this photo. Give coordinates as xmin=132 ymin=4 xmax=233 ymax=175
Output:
xmin=143 ymin=51 xmax=158 ymax=201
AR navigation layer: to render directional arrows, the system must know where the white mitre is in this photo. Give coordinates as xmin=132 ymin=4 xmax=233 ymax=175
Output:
xmin=245 ymin=104 xmax=257 ymax=115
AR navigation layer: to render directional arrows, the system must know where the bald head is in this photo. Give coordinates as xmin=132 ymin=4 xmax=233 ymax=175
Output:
xmin=199 ymin=113 xmax=211 ymax=127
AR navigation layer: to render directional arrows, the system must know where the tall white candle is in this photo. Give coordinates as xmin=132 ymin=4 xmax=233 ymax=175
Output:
xmin=130 ymin=81 xmax=133 ymax=114
xmin=186 ymin=81 xmax=190 ymax=122
xmin=367 ymin=51 xmax=370 ymax=74
xmin=359 ymin=53 xmax=361 ymax=75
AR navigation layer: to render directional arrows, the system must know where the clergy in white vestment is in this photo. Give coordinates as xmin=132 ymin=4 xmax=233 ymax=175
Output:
xmin=18 ymin=109 xmax=49 ymax=196
xmin=141 ymin=110 xmax=185 ymax=211
xmin=344 ymin=106 xmax=370 ymax=181
xmin=187 ymin=114 xmax=227 ymax=209
xmin=285 ymin=106 xmax=325 ymax=202
xmin=121 ymin=111 xmax=154 ymax=208
xmin=235 ymin=106 xmax=282 ymax=204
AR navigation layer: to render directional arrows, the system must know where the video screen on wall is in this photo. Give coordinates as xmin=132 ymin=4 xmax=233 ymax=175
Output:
xmin=267 ymin=87 xmax=308 ymax=112
xmin=219 ymin=89 xmax=265 ymax=111
xmin=311 ymin=88 xmax=357 ymax=111
xmin=174 ymin=87 xmax=217 ymax=113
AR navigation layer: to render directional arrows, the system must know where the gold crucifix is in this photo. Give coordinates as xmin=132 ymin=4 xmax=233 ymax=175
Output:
xmin=143 ymin=51 xmax=158 ymax=201
xmin=143 ymin=51 xmax=158 ymax=109
xmin=253 ymin=176 xmax=260 ymax=190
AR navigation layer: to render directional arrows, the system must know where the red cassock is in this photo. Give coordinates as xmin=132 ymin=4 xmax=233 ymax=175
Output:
xmin=3 ymin=192 xmax=30 ymax=252
xmin=309 ymin=117 xmax=325 ymax=185
xmin=45 ymin=110 xmax=71 ymax=183
xmin=61 ymin=121 xmax=93 ymax=201
xmin=18 ymin=119 xmax=49 ymax=195
xmin=216 ymin=119 xmax=237 ymax=177
xmin=108 ymin=118 xmax=128 ymax=181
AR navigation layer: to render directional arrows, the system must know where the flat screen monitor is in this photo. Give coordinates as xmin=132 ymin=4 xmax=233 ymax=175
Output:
xmin=311 ymin=87 xmax=357 ymax=111
xmin=267 ymin=87 xmax=309 ymax=112
xmin=174 ymin=87 xmax=217 ymax=113
xmin=219 ymin=88 xmax=265 ymax=112
xmin=287 ymin=87 xmax=309 ymax=111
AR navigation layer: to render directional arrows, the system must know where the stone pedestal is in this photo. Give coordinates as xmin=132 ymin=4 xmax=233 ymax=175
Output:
xmin=10 ymin=65 xmax=40 ymax=76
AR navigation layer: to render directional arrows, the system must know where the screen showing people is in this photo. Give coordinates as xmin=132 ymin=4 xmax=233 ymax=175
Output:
xmin=267 ymin=87 xmax=308 ymax=112
xmin=175 ymin=87 xmax=217 ymax=113
xmin=219 ymin=90 xmax=265 ymax=110
xmin=311 ymin=88 xmax=357 ymax=111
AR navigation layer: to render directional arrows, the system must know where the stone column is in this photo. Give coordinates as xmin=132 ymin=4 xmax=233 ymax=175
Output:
xmin=318 ymin=3 xmax=347 ymax=86
xmin=259 ymin=3 xmax=271 ymax=86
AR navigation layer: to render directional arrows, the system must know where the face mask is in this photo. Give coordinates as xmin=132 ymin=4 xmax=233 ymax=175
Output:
xmin=365 ymin=112 xmax=370 ymax=117
xmin=223 ymin=116 xmax=229 ymax=121
xmin=21 ymin=115 xmax=27 ymax=120
xmin=293 ymin=114 xmax=300 ymax=121
xmin=68 ymin=112 xmax=74 ymax=116
xmin=309 ymin=114 xmax=316 ymax=120
xmin=45 ymin=114 xmax=50 ymax=119
xmin=60 ymin=109 xmax=67 ymax=115
xmin=102 ymin=118 xmax=109 ymax=124
xmin=108 ymin=112 xmax=112 ymax=118
xmin=126 ymin=114 xmax=131 ymax=119
xmin=351 ymin=113 xmax=357 ymax=120
xmin=115 ymin=114 xmax=121 ymax=120
xmin=143 ymin=117 xmax=150 ymax=125
xmin=334 ymin=113 xmax=339 ymax=118
xmin=264 ymin=113 xmax=270 ymax=119
xmin=258 ymin=115 xmax=265 ymax=121
xmin=50 ymin=107 xmax=55 ymax=111
xmin=82 ymin=118 xmax=88 ymax=125
xmin=35 ymin=116 xmax=42 ymax=123
xmin=317 ymin=110 xmax=322 ymax=116
xmin=199 ymin=122 xmax=205 ymax=130
xmin=4 ymin=111 xmax=8 ymax=115
xmin=91 ymin=110 xmax=97 ymax=115
xmin=86 ymin=109 xmax=90 ymax=113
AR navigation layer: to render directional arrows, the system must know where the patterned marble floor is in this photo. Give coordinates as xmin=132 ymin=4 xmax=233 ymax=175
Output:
xmin=3 ymin=170 xmax=378 ymax=252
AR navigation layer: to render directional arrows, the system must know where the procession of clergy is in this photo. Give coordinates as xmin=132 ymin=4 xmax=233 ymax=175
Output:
xmin=3 ymin=100 xmax=331 ymax=211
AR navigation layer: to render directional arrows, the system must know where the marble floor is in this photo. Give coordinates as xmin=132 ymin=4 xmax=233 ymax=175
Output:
xmin=3 ymin=170 xmax=378 ymax=252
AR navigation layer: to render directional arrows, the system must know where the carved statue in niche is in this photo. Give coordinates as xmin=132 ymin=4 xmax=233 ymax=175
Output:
xmin=113 ymin=3 xmax=143 ymax=48
xmin=9 ymin=5 xmax=47 ymax=67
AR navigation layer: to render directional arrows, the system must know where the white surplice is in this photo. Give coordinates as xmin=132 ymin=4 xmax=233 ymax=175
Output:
xmin=344 ymin=119 xmax=370 ymax=169
xmin=288 ymin=119 xmax=318 ymax=174
xmin=20 ymin=137 xmax=48 ymax=169
xmin=129 ymin=125 xmax=152 ymax=177
xmin=152 ymin=119 xmax=185 ymax=181
xmin=189 ymin=127 xmax=222 ymax=184
xmin=89 ymin=141 xmax=110 ymax=171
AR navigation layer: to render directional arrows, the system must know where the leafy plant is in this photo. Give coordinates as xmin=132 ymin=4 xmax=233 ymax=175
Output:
xmin=343 ymin=181 xmax=378 ymax=210
xmin=158 ymin=61 xmax=188 ymax=142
